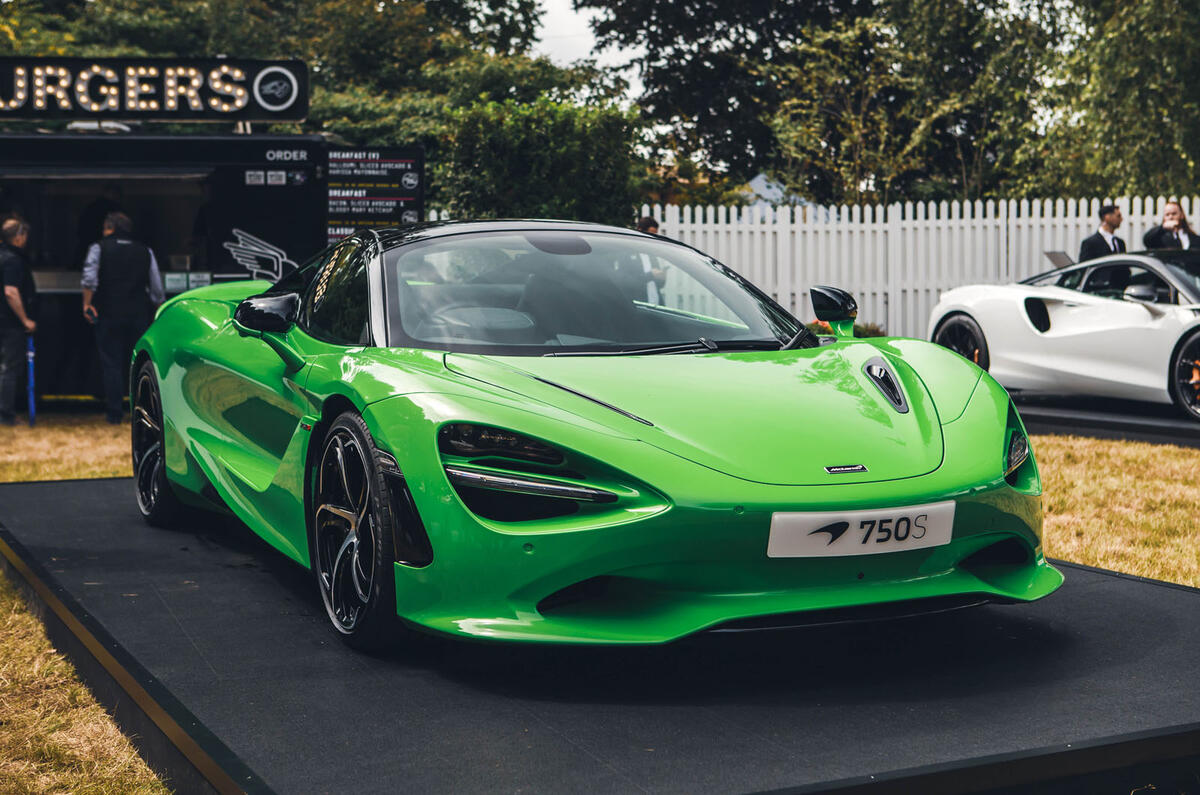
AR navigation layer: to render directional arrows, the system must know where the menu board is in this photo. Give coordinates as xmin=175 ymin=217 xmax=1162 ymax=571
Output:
xmin=326 ymin=146 xmax=425 ymax=243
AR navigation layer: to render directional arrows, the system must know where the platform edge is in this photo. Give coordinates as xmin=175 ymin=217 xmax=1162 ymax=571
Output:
xmin=0 ymin=523 xmax=273 ymax=795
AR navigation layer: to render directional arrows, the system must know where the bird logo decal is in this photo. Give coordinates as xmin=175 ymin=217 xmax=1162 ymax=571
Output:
xmin=807 ymin=521 xmax=850 ymax=545
xmin=222 ymin=229 xmax=297 ymax=282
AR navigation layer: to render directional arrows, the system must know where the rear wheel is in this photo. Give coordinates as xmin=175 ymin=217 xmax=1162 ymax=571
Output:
xmin=132 ymin=361 xmax=181 ymax=527
xmin=1170 ymin=329 xmax=1200 ymax=421
xmin=312 ymin=411 xmax=399 ymax=650
xmin=933 ymin=314 xmax=990 ymax=370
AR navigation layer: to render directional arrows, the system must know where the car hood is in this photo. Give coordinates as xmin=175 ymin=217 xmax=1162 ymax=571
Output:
xmin=444 ymin=344 xmax=945 ymax=486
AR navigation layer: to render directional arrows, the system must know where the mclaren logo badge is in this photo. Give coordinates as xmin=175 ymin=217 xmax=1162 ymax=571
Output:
xmin=807 ymin=521 xmax=850 ymax=544
xmin=825 ymin=464 xmax=868 ymax=474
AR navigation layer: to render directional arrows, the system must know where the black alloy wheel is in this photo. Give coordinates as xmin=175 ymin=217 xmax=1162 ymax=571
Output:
xmin=1170 ymin=329 xmax=1200 ymax=421
xmin=933 ymin=314 xmax=991 ymax=371
xmin=132 ymin=361 xmax=181 ymax=526
xmin=312 ymin=411 xmax=399 ymax=649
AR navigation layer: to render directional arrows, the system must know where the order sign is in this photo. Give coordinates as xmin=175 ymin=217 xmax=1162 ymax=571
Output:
xmin=767 ymin=501 xmax=955 ymax=558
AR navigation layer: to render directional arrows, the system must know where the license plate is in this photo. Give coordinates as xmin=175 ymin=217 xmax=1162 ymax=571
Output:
xmin=767 ymin=501 xmax=955 ymax=558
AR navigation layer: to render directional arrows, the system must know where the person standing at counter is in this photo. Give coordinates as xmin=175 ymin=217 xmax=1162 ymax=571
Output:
xmin=81 ymin=212 xmax=164 ymax=424
xmin=0 ymin=217 xmax=36 ymax=426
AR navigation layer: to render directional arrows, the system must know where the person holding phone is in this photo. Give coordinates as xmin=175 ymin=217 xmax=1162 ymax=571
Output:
xmin=1143 ymin=201 xmax=1200 ymax=249
xmin=81 ymin=212 xmax=164 ymax=424
xmin=0 ymin=217 xmax=36 ymax=426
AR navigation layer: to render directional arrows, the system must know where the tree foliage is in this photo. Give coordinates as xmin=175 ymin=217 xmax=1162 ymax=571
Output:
xmin=575 ymin=0 xmax=870 ymax=181
xmin=764 ymin=18 xmax=925 ymax=205
xmin=886 ymin=0 xmax=1057 ymax=201
xmin=442 ymin=98 xmax=640 ymax=225
xmin=1017 ymin=0 xmax=1200 ymax=197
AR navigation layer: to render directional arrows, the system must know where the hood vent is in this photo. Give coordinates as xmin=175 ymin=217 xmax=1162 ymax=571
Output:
xmin=863 ymin=357 xmax=909 ymax=414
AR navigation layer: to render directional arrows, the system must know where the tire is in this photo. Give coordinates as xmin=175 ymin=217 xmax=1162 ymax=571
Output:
xmin=1170 ymin=329 xmax=1200 ymax=421
xmin=933 ymin=313 xmax=990 ymax=370
xmin=311 ymin=410 xmax=400 ymax=650
xmin=132 ymin=360 xmax=182 ymax=527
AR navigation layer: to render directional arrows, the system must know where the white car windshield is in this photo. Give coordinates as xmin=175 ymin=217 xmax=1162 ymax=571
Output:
xmin=382 ymin=230 xmax=800 ymax=355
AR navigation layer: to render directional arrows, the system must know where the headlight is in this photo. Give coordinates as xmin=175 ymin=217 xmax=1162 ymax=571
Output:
xmin=438 ymin=423 xmax=564 ymax=465
xmin=436 ymin=423 xmax=661 ymax=524
xmin=1005 ymin=429 xmax=1030 ymax=477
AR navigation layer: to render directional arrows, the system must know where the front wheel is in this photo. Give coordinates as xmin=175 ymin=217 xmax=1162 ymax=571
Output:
xmin=132 ymin=360 xmax=181 ymax=527
xmin=933 ymin=314 xmax=990 ymax=370
xmin=1170 ymin=329 xmax=1200 ymax=421
xmin=311 ymin=411 xmax=399 ymax=650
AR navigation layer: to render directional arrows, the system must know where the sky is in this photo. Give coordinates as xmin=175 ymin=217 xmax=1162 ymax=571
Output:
xmin=531 ymin=0 xmax=643 ymax=97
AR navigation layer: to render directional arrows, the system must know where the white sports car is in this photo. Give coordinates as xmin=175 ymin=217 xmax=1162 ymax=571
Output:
xmin=928 ymin=251 xmax=1200 ymax=420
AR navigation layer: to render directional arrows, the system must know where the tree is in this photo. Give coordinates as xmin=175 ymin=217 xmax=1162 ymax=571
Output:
xmin=764 ymin=18 xmax=926 ymax=205
xmin=575 ymin=0 xmax=870 ymax=181
xmin=441 ymin=98 xmax=639 ymax=225
xmin=1017 ymin=0 xmax=1200 ymax=197
xmin=885 ymin=0 xmax=1056 ymax=200
xmin=1 ymin=0 xmax=82 ymax=55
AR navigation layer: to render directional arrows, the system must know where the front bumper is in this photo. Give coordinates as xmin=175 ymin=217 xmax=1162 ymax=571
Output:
xmin=370 ymin=379 xmax=1062 ymax=645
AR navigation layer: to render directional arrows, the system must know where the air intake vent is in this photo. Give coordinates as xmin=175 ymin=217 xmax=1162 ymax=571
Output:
xmin=862 ymin=357 xmax=909 ymax=413
xmin=1024 ymin=298 xmax=1051 ymax=332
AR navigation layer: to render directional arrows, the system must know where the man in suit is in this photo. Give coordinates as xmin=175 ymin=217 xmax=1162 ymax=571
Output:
xmin=1079 ymin=204 xmax=1125 ymax=262
xmin=1143 ymin=201 xmax=1200 ymax=249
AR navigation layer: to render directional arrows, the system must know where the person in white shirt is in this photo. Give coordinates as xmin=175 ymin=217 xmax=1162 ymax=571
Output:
xmin=1143 ymin=201 xmax=1200 ymax=250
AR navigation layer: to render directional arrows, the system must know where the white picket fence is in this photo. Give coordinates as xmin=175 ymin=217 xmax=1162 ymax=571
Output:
xmin=431 ymin=196 xmax=1199 ymax=338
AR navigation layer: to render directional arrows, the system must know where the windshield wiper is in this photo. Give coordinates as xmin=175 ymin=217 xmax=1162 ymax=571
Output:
xmin=544 ymin=338 xmax=784 ymax=356
xmin=780 ymin=326 xmax=821 ymax=350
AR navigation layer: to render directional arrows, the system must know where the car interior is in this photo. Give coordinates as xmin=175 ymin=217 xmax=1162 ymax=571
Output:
xmin=386 ymin=234 xmax=774 ymax=348
xmin=1034 ymin=262 xmax=1175 ymax=303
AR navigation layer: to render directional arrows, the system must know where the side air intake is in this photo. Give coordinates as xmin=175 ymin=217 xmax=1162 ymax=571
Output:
xmin=1024 ymin=298 xmax=1051 ymax=332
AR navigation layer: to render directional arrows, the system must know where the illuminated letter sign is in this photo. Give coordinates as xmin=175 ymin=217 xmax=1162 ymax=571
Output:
xmin=0 ymin=58 xmax=307 ymax=121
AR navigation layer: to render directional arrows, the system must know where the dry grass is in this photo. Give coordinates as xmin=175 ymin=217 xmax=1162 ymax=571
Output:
xmin=1034 ymin=433 xmax=1200 ymax=587
xmin=0 ymin=571 xmax=167 ymax=794
xmin=0 ymin=414 xmax=131 ymax=482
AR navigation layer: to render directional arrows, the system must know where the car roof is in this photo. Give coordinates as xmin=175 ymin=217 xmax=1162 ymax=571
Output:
xmin=1141 ymin=249 xmax=1200 ymax=267
xmin=372 ymin=219 xmax=655 ymax=251
xmin=1022 ymin=252 xmax=1171 ymax=283
xmin=1020 ymin=251 xmax=1200 ymax=301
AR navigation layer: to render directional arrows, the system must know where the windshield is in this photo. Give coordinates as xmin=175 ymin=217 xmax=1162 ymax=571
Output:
xmin=382 ymin=230 xmax=800 ymax=354
xmin=1153 ymin=254 xmax=1200 ymax=302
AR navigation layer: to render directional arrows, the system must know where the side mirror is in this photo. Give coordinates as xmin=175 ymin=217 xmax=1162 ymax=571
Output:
xmin=234 ymin=292 xmax=300 ymax=334
xmin=1123 ymin=284 xmax=1157 ymax=304
xmin=811 ymin=285 xmax=858 ymax=338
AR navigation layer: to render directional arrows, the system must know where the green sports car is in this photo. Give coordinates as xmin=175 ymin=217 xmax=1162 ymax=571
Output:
xmin=131 ymin=220 xmax=1062 ymax=648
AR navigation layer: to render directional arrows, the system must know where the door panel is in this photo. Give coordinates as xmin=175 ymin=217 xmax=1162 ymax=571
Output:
xmin=1036 ymin=263 xmax=1184 ymax=400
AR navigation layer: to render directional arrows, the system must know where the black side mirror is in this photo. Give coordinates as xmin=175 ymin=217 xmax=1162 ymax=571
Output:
xmin=810 ymin=285 xmax=858 ymax=338
xmin=234 ymin=292 xmax=300 ymax=334
xmin=811 ymin=285 xmax=858 ymax=322
xmin=1123 ymin=284 xmax=1157 ymax=304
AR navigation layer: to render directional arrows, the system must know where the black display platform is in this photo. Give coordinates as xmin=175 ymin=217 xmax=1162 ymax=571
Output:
xmin=1015 ymin=395 xmax=1200 ymax=447
xmin=2 ymin=478 xmax=1200 ymax=794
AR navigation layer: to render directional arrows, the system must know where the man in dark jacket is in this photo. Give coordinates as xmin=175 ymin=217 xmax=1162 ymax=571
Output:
xmin=0 ymin=217 xmax=36 ymax=425
xmin=1078 ymin=204 xmax=1126 ymax=262
xmin=81 ymin=212 xmax=164 ymax=424
xmin=1143 ymin=201 xmax=1200 ymax=249
xmin=1080 ymin=205 xmax=1123 ymax=264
